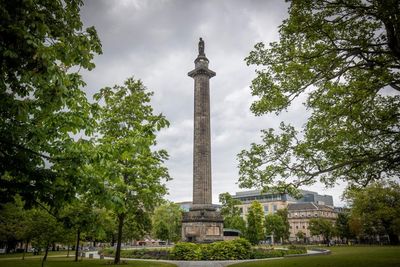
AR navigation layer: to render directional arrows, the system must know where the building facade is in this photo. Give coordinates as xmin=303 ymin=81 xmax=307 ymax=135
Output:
xmin=232 ymin=189 xmax=334 ymax=218
xmin=287 ymin=203 xmax=337 ymax=242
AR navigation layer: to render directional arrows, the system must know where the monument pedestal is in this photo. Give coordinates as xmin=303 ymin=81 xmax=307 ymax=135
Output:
xmin=182 ymin=206 xmax=224 ymax=243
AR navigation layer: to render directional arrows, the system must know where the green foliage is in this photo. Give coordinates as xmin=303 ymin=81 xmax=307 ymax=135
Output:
xmin=89 ymin=77 xmax=170 ymax=264
xmin=246 ymin=201 xmax=265 ymax=245
xmin=275 ymin=208 xmax=290 ymax=241
xmin=171 ymin=239 xmax=252 ymax=260
xmin=229 ymin=246 xmax=400 ymax=267
xmin=219 ymin=192 xmax=246 ymax=234
xmin=151 ymin=202 xmax=182 ymax=243
xmin=251 ymin=245 xmax=306 ymax=259
xmin=0 ymin=195 xmax=29 ymax=251
xmin=335 ymin=211 xmax=353 ymax=242
xmin=0 ymin=0 xmax=102 ymax=207
xmin=308 ymin=218 xmax=335 ymax=244
xmin=170 ymin=242 xmax=201 ymax=260
xmin=295 ymin=231 xmax=305 ymax=241
xmin=346 ymin=182 xmax=400 ymax=244
xmin=100 ymin=248 xmax=170 ymax=260
xmin=264 ymin=214 xmax=286 ymax=242
xmin=238 ymin=0 xmax=400 ymax=195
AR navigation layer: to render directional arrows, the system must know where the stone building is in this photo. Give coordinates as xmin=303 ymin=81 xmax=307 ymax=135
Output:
xmin=232 ymin=189 xmax=333 ymax=218
xmin=287 ymin=202 xmax=337 ymax=242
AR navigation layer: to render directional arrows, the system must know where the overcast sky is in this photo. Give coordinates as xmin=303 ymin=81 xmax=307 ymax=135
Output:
xmin=80 ymin=0 xmax=346 ymax=207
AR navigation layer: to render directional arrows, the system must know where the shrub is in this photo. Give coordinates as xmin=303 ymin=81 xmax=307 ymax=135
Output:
xmin=172 ymin=238 xmax=252 ymax=260
xmin=171 ymin=242 xmax=201 ymax=260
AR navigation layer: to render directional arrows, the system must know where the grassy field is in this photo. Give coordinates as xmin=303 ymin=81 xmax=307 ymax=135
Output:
xmin=0 ymin=254 xmax=176 ymax=267
xmin=229 ymin=246 xmax=400 ymax=267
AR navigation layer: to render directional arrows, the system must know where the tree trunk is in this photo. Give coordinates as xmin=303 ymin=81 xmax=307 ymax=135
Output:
xmin=41 ymin=242 xmax=50 ymax=267
xmin=114 ymin=213 xmax=125 ymax=264
xmin=52 ymin=242 xmax=56 ymax=251
xmin=22 ymin=240 xmax=28 ymax=260
xmin=67 ymin=245 xmax=70 ymax=258
xmin=75 ymin=229 xmax=81 ymax=262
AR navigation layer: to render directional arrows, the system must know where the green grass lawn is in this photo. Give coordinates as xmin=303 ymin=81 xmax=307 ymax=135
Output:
xmin=229 ymin=246 xmax=400 ymax=267
xmin=0 ymin=251 xmax=68 ymax=259
xmin=0 ymin=256 xmax=176 ymax=267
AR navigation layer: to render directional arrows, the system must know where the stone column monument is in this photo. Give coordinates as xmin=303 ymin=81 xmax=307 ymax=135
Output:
xmin=181 ymin=38 xmax=224 ymax=243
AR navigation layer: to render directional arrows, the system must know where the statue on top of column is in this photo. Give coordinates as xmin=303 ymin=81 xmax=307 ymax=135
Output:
xmin=198 ymin=37 xmax=205 ymax=56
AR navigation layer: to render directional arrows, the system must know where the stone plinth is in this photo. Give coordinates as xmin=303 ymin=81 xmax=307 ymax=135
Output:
xmin=182 ymin=207 xmax=224 ymax=243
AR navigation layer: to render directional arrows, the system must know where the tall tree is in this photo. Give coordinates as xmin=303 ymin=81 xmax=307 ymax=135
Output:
xmin=90 ymin=78 xmax=170 ymax=264
xmin=238 ymin=0 xmax=400 ymax=195
xmin=346 ymin=182 xmax=400 ymax=244
xmin=219 ymin=192 xmax=246 ymax=234
xmin=264 ymin=214 xmax=286 ymax=244
xmin=335 ymin=211 xmax=353 ymax=243
xmin=246 ymin=201 xmax=265 ymax=245
xmin=0 ymin=0 xmax=102 ymax=207
xmin=152 ymin=202 xmax=182 ymax=244
xmin=276 ymin=208 xmax=290 ymax=241
xmin=308 ymin=218 xmax=335 ymax=245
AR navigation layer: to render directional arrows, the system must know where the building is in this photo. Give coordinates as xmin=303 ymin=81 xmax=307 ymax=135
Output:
xmin=287 ymin=203 xmax=337 ymax=242
xmin=232 ymin=189 xmax=333 ymax=218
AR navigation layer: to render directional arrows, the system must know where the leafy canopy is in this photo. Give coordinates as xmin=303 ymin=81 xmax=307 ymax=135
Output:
xmin=346 ymin=182 xmax=400 ymax=244
xmin=89 ymin=77 xmax=170 ymax=264
xmin=219 ymin=193 xmax=246 ymax=234
xmin=238 ymin=0 xmax=400 ymax=194
xmin=0 ymin=0 xmax=102 ymax=206
xmin=246 ymin=201 xmax=265 ymax=244
xmin=152 ymin=202 xmax=183 ymax=243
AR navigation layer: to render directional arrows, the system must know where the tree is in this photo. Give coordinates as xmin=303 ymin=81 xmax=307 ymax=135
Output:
xmin=264 ymin=214 xmax=286 ymax=244
xmin=238 ymin=0 xmax=400 ymax=195
xmin=335 ymin=211 xmax=353 ymax=243
xmin=0 ymin=195 xmax=27 ymax=253
xmin=246 ymin=201 xmax=265 ymax=245
xmin=89 ymin=78 xmax=170 ymax=264
xmin=308 ymin=218 xmax=335 ymax=245
xmin=152 ymin=202 xmax=182 ymax=244
xmin=346 ymin=182 xmax=400 ymax=244
xmin=60 ymin=200 xmax=101 ymax=262
xmin=276 ymin=208 xmax=290 ymax=241
xmin=0 ymin=0 xmax=102 ymax=208
xmin=29 ymin=208 xmax=67 ymax=267
xmin=219 ymin=192 xmax=246 ymax=234
xmin=296 ymin=231 xmax=306 ymax=243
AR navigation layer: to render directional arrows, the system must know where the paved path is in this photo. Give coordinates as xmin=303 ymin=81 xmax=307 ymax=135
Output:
xmin=84 ymin=249 xmax=329 ymax=267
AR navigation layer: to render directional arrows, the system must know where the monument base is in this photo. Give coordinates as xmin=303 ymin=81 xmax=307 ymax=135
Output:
xmin=182 ymin=207 xmax=224 ymax=243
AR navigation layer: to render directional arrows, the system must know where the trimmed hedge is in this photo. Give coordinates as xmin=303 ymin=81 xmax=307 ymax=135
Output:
xmin=99 ymin=240 xmax=306 ymax=261
xmin=171 ymin=238 xmax=252 ymax=260
xmin=251 ymin=245 xmax=307 ymax=259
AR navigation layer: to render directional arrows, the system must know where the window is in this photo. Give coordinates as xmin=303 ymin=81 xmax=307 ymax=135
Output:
xmin=273 ymin=205 xmax=278 ymax=212
xmin=264 ymin=206 xmax=269 ymax=213
xmin=303 ymin=225 xmax=305 ymax=229
xmin=296 ymin=226 xmax=298 ymax=229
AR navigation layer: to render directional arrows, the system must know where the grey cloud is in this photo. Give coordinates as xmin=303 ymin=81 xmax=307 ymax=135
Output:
xmin=80 ymin=0 xmax=345 ymax=206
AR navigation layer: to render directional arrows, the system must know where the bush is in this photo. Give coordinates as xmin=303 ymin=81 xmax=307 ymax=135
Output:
xmin=171 ymin=242 xmax=201 ymax=260
xmin=99 ymin=247 xmax=115 ymax=256
xmin=251 ymin=248 xmax=286 ymax=259
xmin=171 ymin=238 xmax=252 ymax=260
xmin=251 ymin=246 xmax=307 ymax=259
